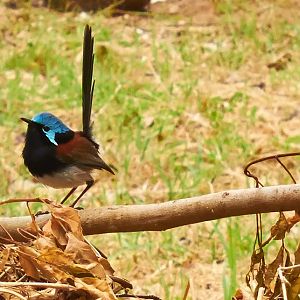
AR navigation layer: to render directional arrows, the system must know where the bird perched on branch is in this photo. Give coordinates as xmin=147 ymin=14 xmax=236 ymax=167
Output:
xmin=21 ymin=25 xmax=114 ymax=207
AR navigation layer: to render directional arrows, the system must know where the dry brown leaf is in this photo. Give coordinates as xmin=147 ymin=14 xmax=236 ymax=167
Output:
xmin=294 ymin=243 xmax=300 ymax=266
xmin=265 ymin=246 xmax=284 ymax=290
xmin=287 ymin=214 xmax=300 ymax=231
xmin=287 ymin=243 xmax=300 ymax=283
xmin=270 ymin=212 xmax=288 ymax=240
xmin=98 ymin=258 xmax=115 ymax=276
xmin=18 ymin=246 xmax=72 ymax=282
xmin=66 ymin=234 xmax=106 ymax=278
xmin=51 ymin=206 xmax=84 ymax=239
xmin=42 ymin=213 xmax=68 ymax=247
xmin=43 ymin=205 xmax=84 ymax=247
xmin=288 ymin=275 xmax=300 ymax=300
xmin=65 ymin=232 xmax=99 ymax=262
xmin=65 ymin=233 xmax=114 ymax=277
xmin=18 ymin=249 xmax=41 ymax=280
xmin=75 ymin=277 xmax=117 ymax=300
xmin=233 ymin=288 xmax=244 ymax=300
xmin=250 ymin=248 xmax=264 ymax=265
xmin=34 ymin=235 xmax=58 ymax=251
xmin=34 ymin=258 xmax=72 ymax=282
xmin=38 ymin=248 xmax=92 ymax=277
xmin=0 ymin=201 xmax=134 ymax=298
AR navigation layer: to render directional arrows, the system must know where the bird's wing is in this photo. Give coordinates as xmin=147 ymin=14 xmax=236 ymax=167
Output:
xmin=56 ymin=134 xmax=114 ymax=174
xmin=82 ymin=24 xmax=95 ymax=139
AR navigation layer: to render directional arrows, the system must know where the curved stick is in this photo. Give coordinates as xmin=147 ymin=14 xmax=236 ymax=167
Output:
xmin=1 ymin=184 xmax=300 ymax=242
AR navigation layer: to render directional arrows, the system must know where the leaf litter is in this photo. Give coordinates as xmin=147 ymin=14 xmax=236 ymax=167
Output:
xmin=0 ymin=200 xmax=160 ymax=300
xmin=243 ymin=154 xmax=300 ymax=300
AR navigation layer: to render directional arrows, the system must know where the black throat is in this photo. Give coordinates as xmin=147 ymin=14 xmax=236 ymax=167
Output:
xmin=22 ymin=124 xmax=74 ymax=177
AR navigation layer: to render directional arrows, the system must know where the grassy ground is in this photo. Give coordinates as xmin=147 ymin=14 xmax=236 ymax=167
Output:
xmin=1 ymin=1 xmax=300 ymax=299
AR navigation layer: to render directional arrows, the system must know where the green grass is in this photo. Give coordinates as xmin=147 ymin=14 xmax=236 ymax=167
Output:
xmin=1 ymin=1 xmax=300 ymax=298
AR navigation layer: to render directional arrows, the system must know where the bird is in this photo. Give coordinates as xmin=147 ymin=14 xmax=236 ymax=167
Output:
xmin=21 ymin=25 xmax=114 ymax=208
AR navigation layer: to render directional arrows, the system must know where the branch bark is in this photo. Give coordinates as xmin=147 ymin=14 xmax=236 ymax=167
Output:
xmin=1 ymin=184 xmax=300 ymax=242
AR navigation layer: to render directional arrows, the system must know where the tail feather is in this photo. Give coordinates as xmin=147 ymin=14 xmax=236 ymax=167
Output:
xmin=97 ymin=160 xmax=115 ymax=175
xmin=82 ymin=24 xmax=95 ymax=138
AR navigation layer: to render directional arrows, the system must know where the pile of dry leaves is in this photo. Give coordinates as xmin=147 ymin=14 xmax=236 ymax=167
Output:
xmin=236 ymin=154 xmax=300 ymax=300
xmin=0 ymin=200 xmax=158 ymax=300
xmin=241 ymin=211 xmax=300 ymax=300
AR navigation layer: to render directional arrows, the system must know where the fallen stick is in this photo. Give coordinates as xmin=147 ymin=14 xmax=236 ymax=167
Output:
xmin=1 ymin=184 xmax=300 ymax=242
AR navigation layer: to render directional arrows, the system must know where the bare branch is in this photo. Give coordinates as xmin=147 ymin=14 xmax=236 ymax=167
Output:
xmin=1 ymin=184 xmax=300 ymax=242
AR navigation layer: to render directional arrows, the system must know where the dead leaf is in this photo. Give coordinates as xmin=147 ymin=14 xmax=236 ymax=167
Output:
xmin=270 ymin=212 xmax=288 ymax=240
xmin=0 ymin=197 xmax=131 ymax=298
xmin=43 ymin=205 xmax=84 ymax=247
xmin=265 ymin=246 xmax=284 ymax=289
xmin=288 ymin=242 xmax=300 ymax=282
xmin=294 ymin=243 xmax=300 ymax=266
xmin=34 ymin=235 xmax=58 ymax=251
xmin=65 ymin=233 xmax=114 ymax=278
xmin=250 ymin=248 xmax=264 ymax=265
xmin=75 ymin=277 xmax=117 ymax=300
xmin=38 ymin=248 xmax=90 ymax=276
xmin=287 ymin=214 xmax=300 ymax=231
xmin=18 ymin=245 xmax=71 ymax=282
xmin=18 ymin=249 xmax=40 ymax=280
xmin=65 ymin=232 xmax=98 ymax=262
xmin=288 ymin=275 xmax=300 ymax=300
xmin=232 ymin=288 xmax=244 ymax=299
xmin=98 ymin=258 xmax=115 ymax=276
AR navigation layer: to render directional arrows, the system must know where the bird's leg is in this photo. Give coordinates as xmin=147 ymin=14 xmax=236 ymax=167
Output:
xmin=70 ymin=180 xmax=94 ymax=208
xmin=61 ymin=187 xmax=77 ymax=205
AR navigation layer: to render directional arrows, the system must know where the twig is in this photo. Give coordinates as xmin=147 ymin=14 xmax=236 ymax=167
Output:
xmin=278 ymin=266 xmax=289 ymax=300
xmin=275 ymin=157 xmax=296 ymax=184
xmin=110 ymin=275 xmax=133 ymax=289
xmin=16 ymin=228 xmax=37 ymax=241
xmin=26 ymin=201 xmax=42 ymax=236
xmin=244 ymin=152 xmax=300 ymax=186
xmin=0 ymin=287 xmax=27 ymax=300
xmin=278 ymin=264 xmax=300 ymax=271
xmin=182 ymin=280 xmax=190 ymax=300
xmin=16 ymin=274 xmax=27 ymax=282
xmin=0 ymin=223 xmax=13 ymax=242
xmin=0 ymin=267 xmax=11 ymax=280
xmin=0 ymin=236 xmax=22 ymax=244
xmin=0 ymin=198 xmax=45 ymax=206
xmin=116 ymin=294 xmax=161 ymax=300
xmin=0 ymin=281 xmax=76 ymax=290
xmin=257 ymin=287 xmax=265 ymax=300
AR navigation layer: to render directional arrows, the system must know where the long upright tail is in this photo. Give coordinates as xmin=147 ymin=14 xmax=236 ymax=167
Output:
xmin=82 ymin=24 xmax=95 ymax=139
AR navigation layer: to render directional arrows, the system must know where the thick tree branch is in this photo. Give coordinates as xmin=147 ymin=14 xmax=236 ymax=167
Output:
xmin=1 ymin=184 xmax=300 ymax=242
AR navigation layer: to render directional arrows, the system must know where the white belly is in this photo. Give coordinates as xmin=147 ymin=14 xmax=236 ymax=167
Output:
xmin=36 ymin=166 xmax=93 ymax=189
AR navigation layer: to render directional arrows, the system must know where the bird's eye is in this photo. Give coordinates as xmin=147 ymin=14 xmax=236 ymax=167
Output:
xmin=43 ymin=126 xmax=50 ymax=132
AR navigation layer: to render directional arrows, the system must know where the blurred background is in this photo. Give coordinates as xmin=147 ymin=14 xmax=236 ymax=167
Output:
xmin=1 ymin=0 xmax=300 ymax=299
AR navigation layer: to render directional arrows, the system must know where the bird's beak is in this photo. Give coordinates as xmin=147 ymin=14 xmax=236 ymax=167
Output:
xmin=20 ymin=117 xmax=34 ymax=125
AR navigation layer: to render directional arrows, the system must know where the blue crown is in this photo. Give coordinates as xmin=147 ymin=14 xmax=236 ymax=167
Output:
xmin=32 ymin=112 xmax=71 ymax=145
xmin=32 ymin=112 xmax=70 ymax=133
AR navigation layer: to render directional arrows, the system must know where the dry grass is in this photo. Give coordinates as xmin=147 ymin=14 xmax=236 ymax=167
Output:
xmin=1 ymin=0 xmax=300 ymax=298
